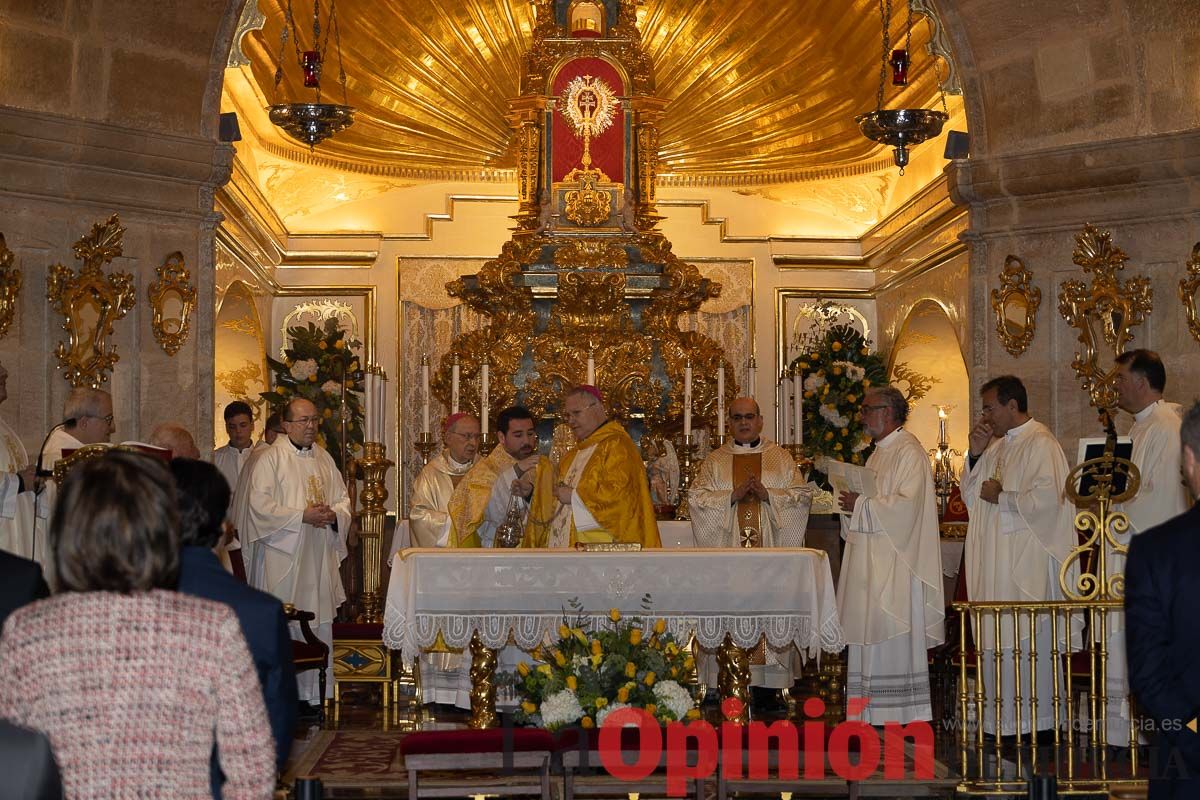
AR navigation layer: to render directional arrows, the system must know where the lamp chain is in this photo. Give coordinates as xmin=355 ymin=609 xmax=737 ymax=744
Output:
xmin=331 ymin=0 xmax=349 ymax=104
xmin=875 ymin=0 xmax=891 ymax=111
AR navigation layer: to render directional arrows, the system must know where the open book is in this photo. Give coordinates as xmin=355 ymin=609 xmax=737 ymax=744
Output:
xmin=825 ymin=460 xmax=877 ymax=516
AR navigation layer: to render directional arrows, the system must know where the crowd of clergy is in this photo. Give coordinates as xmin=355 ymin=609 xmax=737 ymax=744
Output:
xmin=0 ymin=347 xmax=1197 ymax=797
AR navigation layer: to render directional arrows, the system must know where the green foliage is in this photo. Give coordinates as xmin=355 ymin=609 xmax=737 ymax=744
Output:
xmin=260 ymin=318 xmax=364 ymax=473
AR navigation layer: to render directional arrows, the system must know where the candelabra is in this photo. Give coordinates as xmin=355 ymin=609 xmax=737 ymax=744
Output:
xmin=674 ymin=434 xmax=697 ymax=521
xmin=930 ymin=406 xmax=960 ymax=517
xmin=414 ymin=431 xmax=437 ymax=465
xmin=356 ymin=442 xmax=393 ymax=624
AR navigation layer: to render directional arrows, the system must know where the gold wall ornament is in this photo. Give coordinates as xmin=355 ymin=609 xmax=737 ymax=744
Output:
xmin=0 ymin=234 xmax=22 ymax=339
xmin=1178 ymin=242 xmax=1200 ymax=345
xmin=1057 ymin=224 xmax=1153 ymax=410
xmin=46 ymin=214 xmax=136 ymax=388
xmin=990 ymin=255 xmax=1041 ymax=357
xmin=147 ymin=251 xmax=196 ymax=356
xmin=562 ymin=170 xmax=614 ymax=227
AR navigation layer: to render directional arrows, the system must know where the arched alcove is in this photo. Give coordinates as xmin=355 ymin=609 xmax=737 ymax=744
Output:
xmin=888 ymin=299 xmax=969 ymax=459
xmin=213 ymin=280 xmax=269 ymax=445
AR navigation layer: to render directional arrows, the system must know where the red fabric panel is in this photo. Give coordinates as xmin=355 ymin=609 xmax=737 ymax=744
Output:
xmin=332 ymin=622 xmax=383 ymax=639
xmin=551 ymin=57 xmax=625 ymax=184
xmin=292 ymin=641 xmax=326 ymax=662
xmin=399 ymin=728 xmax=557 ymax=756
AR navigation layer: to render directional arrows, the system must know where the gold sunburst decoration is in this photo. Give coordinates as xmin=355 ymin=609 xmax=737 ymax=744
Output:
xmin=560 ymin=75 xmax=617 ymax=138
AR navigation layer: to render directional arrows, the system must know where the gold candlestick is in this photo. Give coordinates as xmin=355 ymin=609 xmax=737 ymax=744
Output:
xmin=674 ymin=434 xmax=697 ymax=521
xmin=414 ymin=431 xmax=437 ymax=465
xmin=356 ymin=441 xmax=393 ymax=624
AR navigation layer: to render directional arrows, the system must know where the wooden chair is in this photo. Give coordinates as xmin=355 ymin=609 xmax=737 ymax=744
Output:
xmin=285 ymin=604 xmax=329 ymax=723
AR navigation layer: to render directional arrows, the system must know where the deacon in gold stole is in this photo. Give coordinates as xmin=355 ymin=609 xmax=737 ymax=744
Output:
xmin=410 ymin=413 xmax=479 ymax=548
xmin=448 ymin=406 xmax=553 ymax=548
xmin=526 ymin=386 xmax=660 ymax=548
xmin=689 ymin=395 xmax=812 ymax=690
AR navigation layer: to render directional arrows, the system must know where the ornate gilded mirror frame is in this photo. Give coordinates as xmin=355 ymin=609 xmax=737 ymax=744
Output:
xmin=0 ymin=234 xmax=22 ymax=339
xmin=147 ymin=251 xmax=196 ymax=356
xmin=46 ymin=215 xmax=136 ymax=388
xmin=1058 ymin=224 xmax=1153 ymax=410
xmin=990 ymin=255 xmax=1040 ymax=357
xmin=1178 ymin=242 xmax=1200 ymax=346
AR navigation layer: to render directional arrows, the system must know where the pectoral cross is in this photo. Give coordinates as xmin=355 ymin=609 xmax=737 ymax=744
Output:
xmin=579 ymin=90 xmax=597 ymax=122
xmin=306 ymin=475 xmax=327 ymax=506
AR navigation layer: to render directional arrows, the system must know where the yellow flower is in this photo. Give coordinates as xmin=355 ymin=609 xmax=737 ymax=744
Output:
xmin=840 ymin=428 xmax=848 ymax=436
xmin=617 ymin=686 xmax=630 ymax=703
xmin=349 ymin=360 xmax=359 ymax=371
xmin=590 ymin=654 xmax=602 ymax=668
xmin=860 ymin=347 xmax=869 ymax=356
xmin=803 ymin=390 xmax=813 ymax=399
xmin=559 ymin=624 xmax=570 ymax=639
xmin=581 ymin=716 xmax=594 ymax=729
xmin=832 ymin=341 xmax=843 ymax=351
xmin=566 ymin=675 xmax=577 ymax=690
xmin=594 ymin=697 xmax=608 ymax=709
xmin=665 ymin=642 xmax=678 ymax=656
xmin=643 ymin=671 xmax=656 ymax=686
xmin=832 ymin=367 xmax=842 ymax=376
xmin=323 ymin=408 xmax=333 ymax=418
xmin=646 ymin=703 xmax=657 ymax=716
xmin=863 ymin=378 xmax=871 ymax=387
xmin=517 ymin=662 xmax=530 ymax=676
xmin=522 ymin=700 xmax=537 ymax=714
xmin=630 ymin=629 xmax=643 ymax=645
xmin=654 ymin=619 xmax=666 ymax=635
xmin=538 ymin=664 xmax=552 ymax=676
xmin=670 ymin=667 xmax=678 ymax=678
xmin=553 ymin=650 xmax=567 ymax=667
xmin=318 ymin=341 xmax=327 ymax=350
xmin=590 ymin=639 xmax=602 ymax=655
xmin=846 ymin=394 xmax=857 ymax=403
xmin=334 ymin=340 xmax=345 ymax=350
xmin=686 ymin=709 xmax=701 ymax=720
xmin=308 ymin=374 xmax=317 ymax=382
xmin=572 ymin=628 xmax=588 ymax=644
xmin=609 ymin=608 xmax=621 ymax=622
xmin=824 ymin=431 xmax=834 ymax=441
xmin=625 ymin=662 xmax=637 ymax=678
xmin=798 ymin=362 xmax=810 ymax=370
xmin=684 ymin=656 xmax=695 ymax=670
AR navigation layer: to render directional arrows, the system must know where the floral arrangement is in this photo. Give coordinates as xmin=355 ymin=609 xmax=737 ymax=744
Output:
xmin=260 ymin=318 xmax=364 ymax=473
xmin=509 ymin=597 xmax=700 ymax=731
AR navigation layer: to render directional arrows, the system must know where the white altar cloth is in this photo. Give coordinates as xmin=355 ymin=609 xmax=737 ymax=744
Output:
xmin=382 ymin=548 xmax=845 ymax=665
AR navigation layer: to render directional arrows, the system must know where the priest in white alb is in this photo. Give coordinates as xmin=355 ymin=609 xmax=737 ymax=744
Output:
xmin=961 ymin=375 xmax=1081 ymax=736
xmin=1105 ymin=350 xmax=1191 ymax=746
xmin=0 ymin=363 xmax=34 ymax=560
xmin=410 ymin=412 xmax=479 ymax=548
xmin=690 ymin=395 xmax=813 ymax=691
xmin=243 ymin=396 xmax=352 ymax=703
xmin=836 ymin=386 xmax=944 ymax=724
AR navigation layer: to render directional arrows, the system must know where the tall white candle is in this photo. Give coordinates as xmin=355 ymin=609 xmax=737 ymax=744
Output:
xmin=364 ymin=368 xmax=374 ymax=443
xmin=587 ymin=351 xmax=595 ymax=385
xmin=792 ymin=367 xmax=803 ymax=445
xmin=776 ymin=373 xmax=785 ymax=441
xmin=379 ymin=369 xmax=387 ymax=441
xmin=421 ymin=356 xmax=431 ymax=434
xmin=480 ymin=360 xmax=490 ymax=437
xmin=716 ymin=364 xmax=725 ymax=439
xmin=747 ymin=357 xmax=756 ymax=397
xmin=451 ymin=357 xmax=460 ymax=414
xmin=683 ymin=360 xmax=692 ymax=438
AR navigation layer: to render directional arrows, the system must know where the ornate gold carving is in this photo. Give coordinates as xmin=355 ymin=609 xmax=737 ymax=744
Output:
xmin=554 ymin=239 xmax=628 ymax=271
xmin=147 ymin=251 xmax=196 ymax=356
xmin=220 ymin=315 xmax=262 ymax=338
xmin=356 ymin=441 xmax=393 ymax=624
xmin=0 ymin=234 xmax=22 ymax=339
xmin=279 ymin=300 xmax=358 ymax=359
xmin=216 ymin=360 xmax=265 ymax=399
xmin=562 ymin=169 xmax=613 ymax=226
xmin=717 ymin=633 xmax=750 ymax=723
xmin=46 ymin=215 xmax=136 ymax=388
xmin=1179 ymin=242 xmax=1200 ymax=346
xmin=1058 ymin=225 xmax=1153 ymax=410
xmin=468 ymin=631 xmax=498 ymax=729
xmin=990 ymin=255 xmax=1040 ymax=357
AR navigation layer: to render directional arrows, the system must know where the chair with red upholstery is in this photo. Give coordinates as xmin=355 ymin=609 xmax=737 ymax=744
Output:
xmin=400 ymin=728 xmax=554 ymax=799
xmin=285 ymin=604 xmax=329 ymax=722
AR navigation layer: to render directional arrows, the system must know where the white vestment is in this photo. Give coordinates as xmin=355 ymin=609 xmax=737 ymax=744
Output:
xmin=690 ymin=437 xmax=813 ymax=688
xmin=33 ymin=428 xmax=87 ymax=567
xmin=409 ymin=452 xmax=474 ymax=548
xmin=1106 ymin=400 xmax=1190 ymax=745
xmin=243 ymin=437 xmax=351 ymax=702
xmin=213 ymin=443 xmax=254 ymax=504
xmin=407 ymin=450 xmax=475 ymax=706
xmin=839 ymin=428 xmax=945 ymax=724
xmin=961 ymin=418 xmax=1082 ymax=735
xmin=0 ymin=416 xmax=34 ymax=561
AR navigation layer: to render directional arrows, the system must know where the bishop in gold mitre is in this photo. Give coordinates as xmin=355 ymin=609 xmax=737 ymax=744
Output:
xmin=527 ymin=385 xmax=660 ymax=548
xmin=690 ymin=397 xmax=812 ymax=549
xmin=409 ymin=412 xmax=480 ymax=548
xmin=447 ymin=406 xmax=553 ymax=548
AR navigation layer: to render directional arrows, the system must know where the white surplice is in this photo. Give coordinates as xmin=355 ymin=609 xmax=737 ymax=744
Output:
xmin=243 ymin=436 xmax=351 ymax=702
xmin=0 ymin=416 xmax=34 ymax=562
xmin=690 ymin=437 xmax=813 ymax=688
xmin=32 ymin=427 xmax=86 ymax=567
xmin=961 ymin=418 xmax=1082 ymax=735
xmin=839 ymin=428 xmax=944 ymax=725
xmin=1106 ymin=400 xmax=1191 ymax=745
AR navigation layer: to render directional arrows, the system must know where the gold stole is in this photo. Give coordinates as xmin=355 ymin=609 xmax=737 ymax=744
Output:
xmin=732 ymin=452 xmax=763 ymax=548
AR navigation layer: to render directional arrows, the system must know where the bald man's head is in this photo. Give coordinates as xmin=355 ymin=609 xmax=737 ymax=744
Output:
xmin=729 ymin=396 xmax=763 ymax=445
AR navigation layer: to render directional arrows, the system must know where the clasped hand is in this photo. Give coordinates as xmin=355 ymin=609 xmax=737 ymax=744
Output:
xmin=303 ymin=503 xmax=337 ymax=527
xmin=980 ymin=479 xmax=1002 ymax=504
xmin=731 ymin=475 xmax=769 ymax=504
xmin=837 ymin=490 xmax=860 ymax=513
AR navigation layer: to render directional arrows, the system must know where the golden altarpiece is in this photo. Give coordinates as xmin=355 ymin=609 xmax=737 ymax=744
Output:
xmin=426 ymin=0 xmax=738 ymax=439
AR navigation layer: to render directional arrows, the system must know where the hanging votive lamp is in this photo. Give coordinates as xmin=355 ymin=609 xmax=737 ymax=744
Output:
xmin=267 ymin=0 xmax=355 ymax=150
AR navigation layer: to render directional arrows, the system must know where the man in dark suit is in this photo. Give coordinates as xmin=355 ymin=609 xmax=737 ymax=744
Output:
xmin=169 ymin=458 xmax=297 ymax=797
xmin=0 ymin=550 xmax=49 ymax=633
xmin=0 ymin=719 xmax=63 ymax=799
xmin=1126 ymin=400 xmax=1200 ymax=799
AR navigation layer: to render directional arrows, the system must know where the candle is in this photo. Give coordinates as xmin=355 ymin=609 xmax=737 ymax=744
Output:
xmin=682 ymin=360 xmax=692 ymax=438
xmin=379 ymin=369 xmax=387 ymax=441
xmin=776 ymin=373 xmax=785 ymax=441
xmin=451 ymin=356 xmax=460 ymax=414
xmin=792 ymin=367 xmax=803 ymax=445
xmin=716 ymin=364 xmax=725 ymax=439
xmin=480 ymin=360 xmax=490 ymax=437
xmin=421 ymin=356 xmax=431 ymax=434
xmin=937 ymin=406 xmax=948 ymax=444
xmin=747 ymin=356 xmax=756 ymax=397
xmin=364 ymin=367 xmax=374 ymax=443
xmin=587 ymin=352 xmax=595 ymax=386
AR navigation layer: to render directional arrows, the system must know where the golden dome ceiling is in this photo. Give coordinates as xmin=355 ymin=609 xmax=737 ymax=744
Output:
xmin=243 ymin=1 xmax=945 ymax=180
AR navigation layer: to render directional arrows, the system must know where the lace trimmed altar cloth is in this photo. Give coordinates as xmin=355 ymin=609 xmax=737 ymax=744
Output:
xmin=382 ymin=548 xmax=845 ymax=664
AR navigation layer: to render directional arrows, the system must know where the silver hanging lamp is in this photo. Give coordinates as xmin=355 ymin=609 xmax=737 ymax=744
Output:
xmin=268 ymin=0 xmax=355 ymax=149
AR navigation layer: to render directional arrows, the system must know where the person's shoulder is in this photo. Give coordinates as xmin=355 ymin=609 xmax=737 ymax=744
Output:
xmin=1130 ymin=506 xmax=1200 ymax=559
xmin=0 ymin=549 xmax=42 ymax=583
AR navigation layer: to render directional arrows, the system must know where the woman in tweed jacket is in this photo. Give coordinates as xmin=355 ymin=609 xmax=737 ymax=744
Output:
xmin=0 ymin=451 xmax=276 ymax=800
